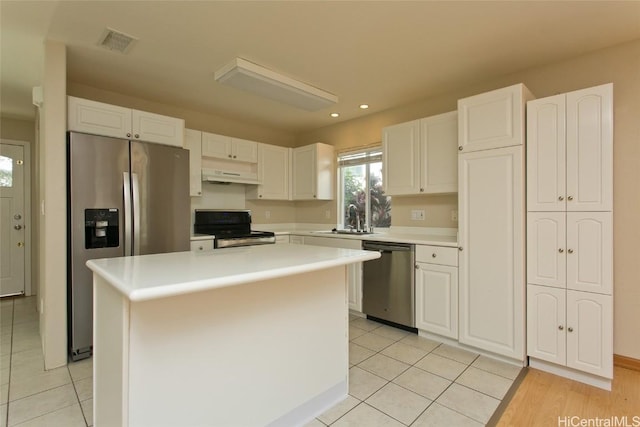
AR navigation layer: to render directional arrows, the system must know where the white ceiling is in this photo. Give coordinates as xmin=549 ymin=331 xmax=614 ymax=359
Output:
xmin=2 ymin=1 xmax=640 ymax=132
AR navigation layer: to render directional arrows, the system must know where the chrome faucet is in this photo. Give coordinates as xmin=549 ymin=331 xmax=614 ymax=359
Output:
xmin=347 ymin=204 xmax=361 ymax=232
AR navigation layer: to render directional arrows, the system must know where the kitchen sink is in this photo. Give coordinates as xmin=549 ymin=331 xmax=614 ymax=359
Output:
xmin=312 ymin=229 xmax=376 ymax=235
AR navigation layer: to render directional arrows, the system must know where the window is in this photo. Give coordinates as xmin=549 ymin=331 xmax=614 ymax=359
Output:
xmin=337 ymin=147 xmax=391 ymax=230
xmin=0 ymin=156 xmax=12 ymax=187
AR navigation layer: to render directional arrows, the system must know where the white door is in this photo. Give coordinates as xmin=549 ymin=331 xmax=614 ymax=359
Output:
xmin=526 ymin=94 xmax=566 ymax=211
xmin=231 ymin=138 xmax=258 ymax=163
xmin=292 ymin=145 xmax=316 ymax=200
xmin=382 ymin=120 xmax=421 ymax=195
xmin=566 ymin=290 xmax=613 ymax=378
xmin=421 ymin=111 xmax=458 ymax=194
xmin=566 ymin=212 xmax=613 ymax=295
xmin=132 ymin=110 xmax=184 ymax=147
xmin=566 ymin=84 xmax=613 ymax=212
xmin=458 ymin=146 xmax=525 ymax=360
xmin=457 ymin=84 xmax=526 ymax=153
xmin=202 ymin=132 xmax=233 ymax=159
xmin=0 ymin=144 xmax=25 ymax=296
xmin=527 ymin=284 xmax=566 ymax=365
xmin=415 ymin=262 xmax=458 ymax=339
xmin=257 ymin=144 xmax=290 ymax=200
xmin=527 ymin=212 xmax=566 ymax=288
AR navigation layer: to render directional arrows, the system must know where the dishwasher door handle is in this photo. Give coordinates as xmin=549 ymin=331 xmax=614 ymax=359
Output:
xmin=363 ymin=243 xmax=413 ymax=252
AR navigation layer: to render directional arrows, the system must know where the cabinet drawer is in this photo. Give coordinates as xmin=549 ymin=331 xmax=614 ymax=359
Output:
xmin=416 ymin=245 xmax=458 ymax=266
xmin=190 ymin=239 xmax=214 ymax=252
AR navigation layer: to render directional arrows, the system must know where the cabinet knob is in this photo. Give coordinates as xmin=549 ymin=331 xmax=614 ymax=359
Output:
xmin=14 ymin=214 xmax=21 ymax=220
xmin=432 ymin=253 xmax=437 ymax=258
xmin=420 ymin=188 xmax=424 ymax=192
xmin=558 ymin=325 xmax=564 ymax=330
xmin=558 ymin=196 xmax=564 ymax=201
xmin=259 ymin=195 xmax=263 ymax=198
xmin=568 ymin=327 xmax=574 ymax=332
xmin=313 ymin=195 xmax=316 ymax=198
xmin=567 ymin=195 xmax=574 ymax=201
xmin=414 ymin=264 xmax=419 ymax=269
xmin=558 ymin=248 xmax=564 ymax=253
xmin=134 ymin=134 xmax=139 ymax=139
xmin=126 ymin=133 xmax=132 ymax=138
xmin=567 ymin=249 xmax=574 ymax=254
xmin=198 ymin=246 xmax=203 ymax=251
xmin=14 ymin=224 xmax=22 ymax=230
xmin=458 ymin=146 xmax=463 ymax=151
xmin=228 ymin=154 xmax=232 ymax=158
xmin=458 ymin=247 xmax=463 ymax=251
xmin=233 ymin=155 xmax=237 ymax=159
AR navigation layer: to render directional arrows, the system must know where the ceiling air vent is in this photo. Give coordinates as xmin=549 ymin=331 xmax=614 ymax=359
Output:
xmin=98 ymin=28 xmax=137 ymax=54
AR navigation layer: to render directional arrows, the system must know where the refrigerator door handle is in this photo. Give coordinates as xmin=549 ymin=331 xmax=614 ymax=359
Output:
xmin=131 ymin=172 xmax=141 ymax=256
xmin=123 ymin=172 xmax=132 ymax=256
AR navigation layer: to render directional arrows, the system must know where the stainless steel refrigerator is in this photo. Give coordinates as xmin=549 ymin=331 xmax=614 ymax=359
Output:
xmin=67 ymin=132 xmax=190 ymax=361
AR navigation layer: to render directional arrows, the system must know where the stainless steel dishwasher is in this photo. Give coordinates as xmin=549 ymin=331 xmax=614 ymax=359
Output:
xmin=362 ymin=241 xmax=415 ymax=328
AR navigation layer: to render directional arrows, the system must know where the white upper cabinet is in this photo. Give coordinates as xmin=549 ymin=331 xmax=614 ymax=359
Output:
xmin=527 ymin=94 xmax=566 ymax=211
xmin=292 ymin=143 xmax=334 ymax=200
xmin=383 ymin=111 xmax=457 ymax=196
xmin=383 ymin=120 xmax=421 ymax=195
xmin=527 ymin=84 xmax=612 ymax=212
xmin=202 ymin=132 xmax=258 ymax=163
xmin=246 ymin=144 xmax=291 ymax=200
xmin=184 ymin=129 xmax=202 ymax=197
xmin=566 ymin=84 xmax=613 ymax=212
xmin=68 ymin=96 xmax=184 ymax=147
xmin=458 ymin=84 xmax=533 ymax=153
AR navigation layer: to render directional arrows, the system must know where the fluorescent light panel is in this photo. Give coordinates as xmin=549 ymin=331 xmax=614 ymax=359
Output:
xmin=214 ymin=58 xmax=338 ymax=111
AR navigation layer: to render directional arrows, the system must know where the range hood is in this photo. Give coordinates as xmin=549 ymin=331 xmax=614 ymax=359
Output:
xmin=201 ymin=167 xmax=259 ymax=185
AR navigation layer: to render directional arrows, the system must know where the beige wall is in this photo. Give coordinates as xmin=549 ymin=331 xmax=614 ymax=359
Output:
xmin=1 ymin=117 xmax=35 ymax=142
xmin=296 ymin=39 xmax=640 ymax=359
xmin=39 ymin=40 xmax=67 ymax=369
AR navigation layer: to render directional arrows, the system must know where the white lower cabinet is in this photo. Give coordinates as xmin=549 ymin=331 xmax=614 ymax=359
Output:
xmin=301 ymin=236 xmax=362 ymax=312
xmin=527 ymin=284 xmax=612 ymax=379
xmin=415 ymin=245 xmax=458 ymax=339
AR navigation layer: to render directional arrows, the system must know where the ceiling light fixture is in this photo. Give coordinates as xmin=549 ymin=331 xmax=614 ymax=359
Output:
xmin=214 ymin=58 xmax=338 ymax=111
xmin=330 ymin=113 xmax=340 ymax=118
xmin=359 ymin=104 xmax=369 ymax=109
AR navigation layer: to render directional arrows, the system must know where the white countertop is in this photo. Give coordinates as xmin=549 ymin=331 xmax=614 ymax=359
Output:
xmin=86 ymin=244 xmax=380 ymax=302
xmin=285 ymin=230 xmax=459 ymax=247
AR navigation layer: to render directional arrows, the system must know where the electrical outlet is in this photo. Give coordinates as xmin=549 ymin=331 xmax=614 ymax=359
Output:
xmin=411 ymin=210 xmax=425 ymax=221
xmin=265 ymin=211 xmax=271 ymax=219
xmin=451 ymin=210 xmax=458 ymax=221
xmin=325 ymin=210 xmax=331 ymax=219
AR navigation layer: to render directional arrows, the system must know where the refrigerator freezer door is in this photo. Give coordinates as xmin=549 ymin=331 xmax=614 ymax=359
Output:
xmin=130 ymin=141 xmax=190 ymax=255
xmin=68 ymin=133 xmax=129 ymax=360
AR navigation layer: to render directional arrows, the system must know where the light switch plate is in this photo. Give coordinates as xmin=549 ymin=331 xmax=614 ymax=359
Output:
xmin=411 ymin=210 xmax=425 ymax=221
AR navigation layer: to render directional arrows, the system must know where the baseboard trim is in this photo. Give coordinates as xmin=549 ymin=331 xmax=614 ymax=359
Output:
xmin=614 ymin=354 xmax=640 ymax=372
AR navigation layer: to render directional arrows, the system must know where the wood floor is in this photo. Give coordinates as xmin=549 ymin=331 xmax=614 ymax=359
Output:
xmin=496 ymin=366 xmax=640 ymax=426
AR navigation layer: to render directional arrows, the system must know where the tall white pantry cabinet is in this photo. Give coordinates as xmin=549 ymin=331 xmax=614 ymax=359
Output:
xmin=457 ymin=84 xmax=533 ymax=362
xmin=526 ymin=83 xmax=613 ymax=390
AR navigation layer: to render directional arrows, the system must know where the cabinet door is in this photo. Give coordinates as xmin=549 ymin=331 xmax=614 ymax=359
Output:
xmin=527 ymin=212 xmax=566 ymax=288
xmin=252 ymin=144 xmax=290 ymax=200
xmin=185 ymin=129 xmax=202 ymax=196
xmin=292 ymin=145 xmax=316 ymax=200
xmin=566 ymin=290 xmax=613 ymax=378
xmin=202 ymin=132 xmax=232 ymax=159
xmin=527 ymin=95 xmax=566 ymax=211
xmin=566 ymin=212 xmax=612 ymax=295
xmin=458 ymin=146 xmax=525 ymax=360
xmin=67 ymin=96 xmax=131 ymax=139
xmin=415 ymin=263 xmax=458 ymax=339
xmin=132 ymin=110 xmax=185 ymax=147
xmin=383 ymin=120 xmax=421 ymax=195
xmin=347 ymin=262 xmax=363 ymax=312
xmin=458 ymin=84 xmax=529 ymax=153
xmin=566 ymin=84 xmax=613 ymax=212
xmin=421 ymin=111 xmax=458 ymax=194
xmin=231 ymin=138 xmax=258 ymax=163
xmin=527 ymin=285 xmax=566 ymax=365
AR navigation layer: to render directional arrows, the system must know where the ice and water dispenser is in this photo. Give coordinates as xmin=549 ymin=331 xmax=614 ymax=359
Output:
xmin=84 ymin=208 xmax=119 ymax=249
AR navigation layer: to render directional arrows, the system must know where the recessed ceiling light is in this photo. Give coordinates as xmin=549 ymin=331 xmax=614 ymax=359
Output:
xmin=330 ymin=113 xmax=340 ymax=118
xmin=359 ymin=104 xmax=369 ymax=109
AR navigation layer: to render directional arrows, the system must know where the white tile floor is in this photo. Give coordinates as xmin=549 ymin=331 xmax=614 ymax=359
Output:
xmin=1 ymin=297 xmax=522 ymax=426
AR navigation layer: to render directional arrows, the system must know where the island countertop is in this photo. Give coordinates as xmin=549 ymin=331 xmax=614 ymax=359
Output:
xmin=86 ymin=243 xmax=380 ymax=302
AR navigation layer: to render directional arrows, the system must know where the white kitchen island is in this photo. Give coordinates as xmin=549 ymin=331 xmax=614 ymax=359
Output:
xmin=86 ymin=244 xmax=379 ymax=427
